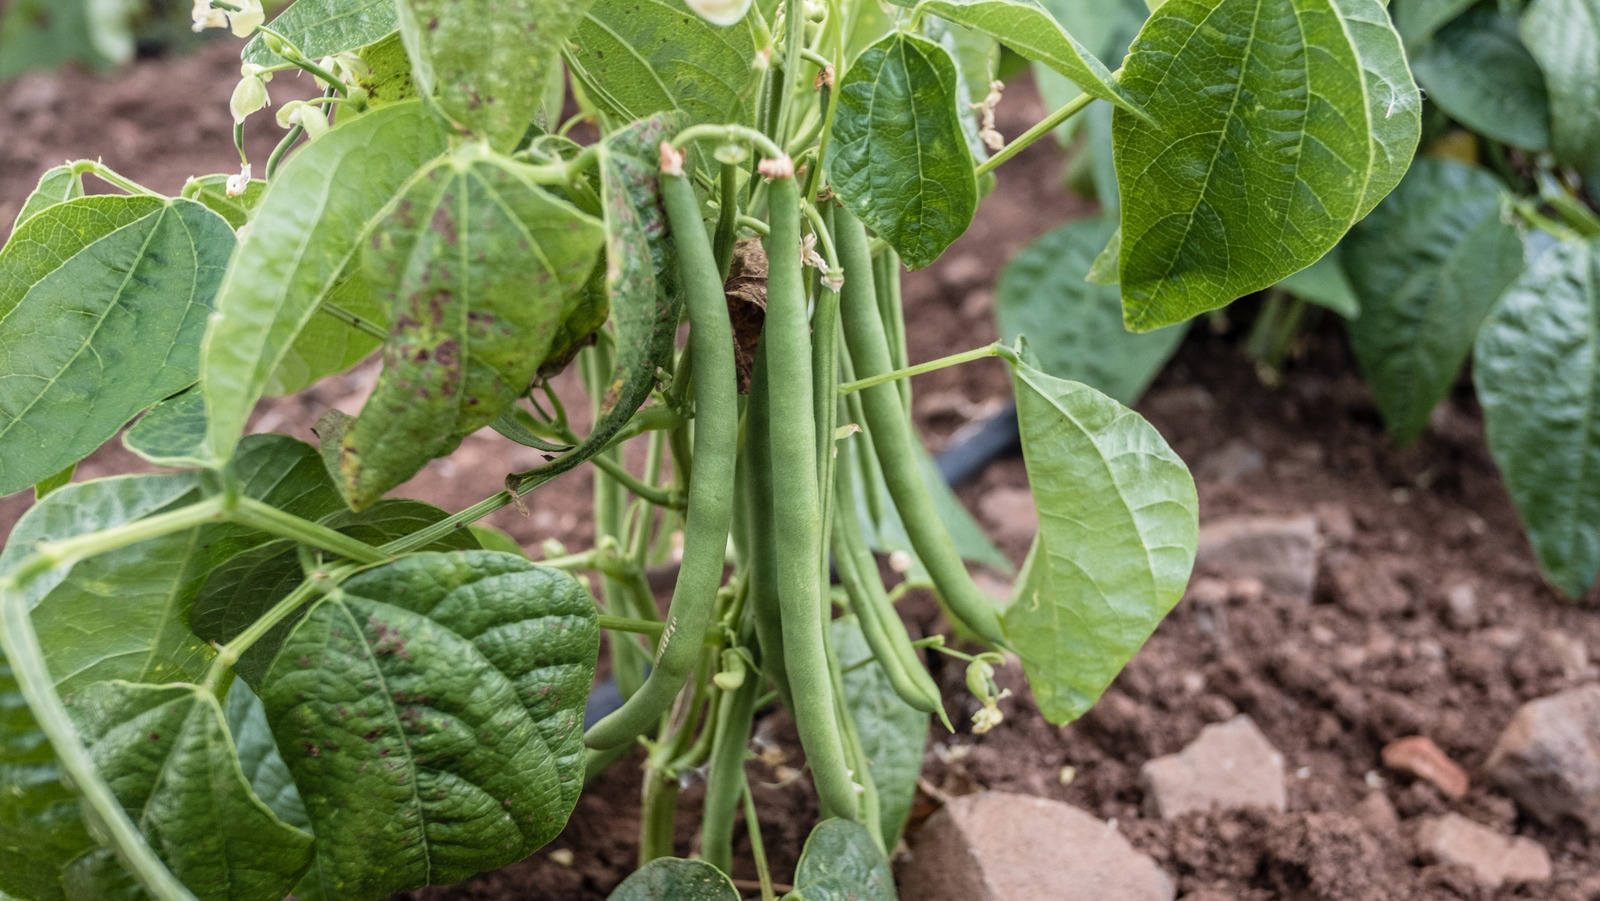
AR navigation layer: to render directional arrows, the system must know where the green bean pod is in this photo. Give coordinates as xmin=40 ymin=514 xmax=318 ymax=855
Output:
xmin=743 ymin=345 xmax=792 ymax=707
xmin=764 ymin=170 xmax=859 ymax=821
xmin=834 ymin=208 xmax=1009 ymax=648
xmin=700 ymin=647 xmax=760 ymax=874
xmin=584 ymin=164 xmax=739 ymax=751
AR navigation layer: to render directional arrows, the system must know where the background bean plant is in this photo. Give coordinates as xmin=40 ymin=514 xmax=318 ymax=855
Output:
xmin=0 ymin=0 xmax=1421 ymax=897
xmin=1002 ymin=0 xmax=1600 ymax=601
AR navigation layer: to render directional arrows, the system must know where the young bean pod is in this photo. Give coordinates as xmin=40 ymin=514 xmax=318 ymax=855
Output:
xmin=700 ymin=647 xmax=761 ymax=873
xmin=834 ymin=209 xmax=1010 ymax=649
xmin=742 ymin=345 xmax=792 ymax=708
xmin=584 ymin=154 xmax=740 ymax=751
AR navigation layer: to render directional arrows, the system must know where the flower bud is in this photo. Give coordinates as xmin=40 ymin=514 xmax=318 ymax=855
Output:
xmin=686 ymin=0 xmax=752 ymax=25
xmin=230 ymin=74 xmax=269 ymax=124
xmin=226 ymin=164 xmax=252 ymax=198
xmin=227 ymin=0 xmax=265 ymax=37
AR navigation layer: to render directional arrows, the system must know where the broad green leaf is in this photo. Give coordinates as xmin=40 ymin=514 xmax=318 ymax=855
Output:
xmin=1473 ymin=238 xmax=1600 ymax=599
xmin=1276 ymin=247 xmax=1360 ymax=318
xmin=607 ymin=858 xmax=740 ymax=901
xmin=1344 ymin=158 xmax=1524 ymax=445
xmin=539 ymin=262 xmax=611 ymax=382
xmin=1394 ymin=0 xmax=1475 ymax=46
xmin=9 ymin=436 xmax=346 ymax=696
xmin=201 ymin=101 xmax=449 ymax=464
xmin=192 ymin=497 xmax=480 ymax=687
xmin=1112 ymin=0 xmax=1421 ymax=331
xmin=782 ymin=819 xmax=896 ymax=901
xmin=33 ymin=464 xmax=73 ymax=500
xmin=831 ymin=33 xmax=977 ymax=270
xmin=181 ymin=175 xmax=267 ymax=231
xmin=1523 ymin=0 xmax=1600 ymax=178
xmin=911 ymin=0 xmax=1140 ymax=113
xmin=355 ymin=32 xmax=419 ymax=109
xmin=832 ymin=618 xmax=926 ymax=849
xmin=1032 ymin=0 xmax=1146 ymax=145
xmin=1004 ymin=363 xmax=1197 ymax=724
xmin=1410 ymin=6 xmax=1550 ymax=152
xmin=326 ymin=149 xmax=603 ymax=509
xmin=0 ymin=655 xmax=95 ymax=901
xmin=511 ymin=114 xmax=687 ymax=487
xmin=397 ymin=0 xmax=590 ymax=151
xmin=852 ymin=437 xmax=1012 ymax=580
xmin=0 ymin=0 xmax=113 ymax=80
xmin=566 ymin=0 xmax=761 ymax=127
xmin=0 ymin=196 xmax=233 ymax=496
xmin=9 ymin=165 xmax=83 ymax=234
xmin=469 ymin=524 xmax=526 ymax=557
xmin=242 ymin=0 xmax=399 ymax=66
xmin=261 ymin=274 xmax=386 ymax=398
xmin=67 ymin=681 xmax=314 ymax=901
xmin=224 ymin=681 xmax=309 ymax=832
xmin=996 ymin=216 xmax=1187 ymax=406
xmin=258 ymin=551 xmax=598 ymax=899
xmin=124 ymin=388 xmax=209 ymax=469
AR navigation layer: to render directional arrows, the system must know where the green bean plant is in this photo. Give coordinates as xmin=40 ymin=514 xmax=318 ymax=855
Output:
xmin=0 ymin=0 xmax=1420 ymax=897
xmin=1002 ymin=0 xmax=1600 ymax=600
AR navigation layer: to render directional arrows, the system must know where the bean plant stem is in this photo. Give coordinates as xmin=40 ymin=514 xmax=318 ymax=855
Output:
xmin=228 ymin=496 xmax=388 ymax=564
xmin=836 ymin=343 xmax=1012 ymax=395
xmin=975 ymin=91 xmax=1096 ymax=178
xmin=742 ymin=776 xmax=778 ymax=901
xmin=70 ymin=160 xmax=161 ymax=197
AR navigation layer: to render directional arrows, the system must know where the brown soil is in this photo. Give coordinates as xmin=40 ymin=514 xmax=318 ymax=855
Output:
xmin=4 ymin=39 xmax=1598 ymax=901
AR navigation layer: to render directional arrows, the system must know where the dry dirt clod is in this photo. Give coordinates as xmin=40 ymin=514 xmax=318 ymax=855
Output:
xmin=1140 ymin=715 xmax=1287 ymax=819
xmin=1194 ymin=515 xmax=1319 ymax=603
xmin=898 ymin=791 xmax=1174 ymax=901
xmin=1414 ymin=812 xmax=1552 ymax=888
xmin=1485 ymin=683 xmax=1600 ymax=834
xmin=1380 ymin=736 xmax=1469 ymax=799
xmin=1194 ymin=439 xmax=1265 ymax=486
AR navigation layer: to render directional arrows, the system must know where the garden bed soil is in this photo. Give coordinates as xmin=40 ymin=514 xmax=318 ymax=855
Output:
xmin=4 ymin=40 xmax=1598 ymax=901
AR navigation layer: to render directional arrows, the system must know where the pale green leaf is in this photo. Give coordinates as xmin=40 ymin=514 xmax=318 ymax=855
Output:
xmin=832 ymin=618 xmax=926 ymax=849
xmin=831 ymin=33 xmax=978 ymax=270
xmin=1004 ymin=363 xmax=1198 ymax=724
xmin=33 ymin=464 xmax=73 ymax=500
xmin=10 ymin=166 xmax=83 ymax=235
xmin=1344 ymin=158 xmax=1524 ymax=445
xmin=224 ymin=681 xmax=309 ymax=832
xmin=124 ymin=388 xmax=209 ymax=469
xmin=181 ymin=175 xmax=267 ymax=231
xmin=997 ymin=216 xmax=1187 ymax=406
xmin=200 ymin=101 xmax=449 ymax=464
xmin=1523 ymin=0 xmax=1600 ymax=178
xmin=1276 ymin=246 xmax=1359 ymax=318
xmin=607 ymin=858 xmax=740 ymax=901
xmin=1410 ymin=6 xmax=1550 ymax=151
xmin=260 ymin=274 xmax=385 ymax=398
xmin=781 ymin=819 xmax=896 ymax=901
xmin=0 ymin=196 xmax=233 ymax=496
xmin=1473 ymin=237 xmax=1600 ymax=599
xmin=67 ymin=681 xmax=314 ymax=901
xmin=242 ymin=0 xmax=399 ymax=66
xmin=258 ymin=551 xmax=598 ymax=898
xmin=1112 ymin=0 xmax=1421 ymax=330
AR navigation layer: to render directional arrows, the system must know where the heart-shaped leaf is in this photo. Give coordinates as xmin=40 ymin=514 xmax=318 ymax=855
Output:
xmin=782 ymin=819 xmax=896 ymax=901
xmin=1522 ymin=0 xmax=1600 ymax=178
xmin=1410 ymin=6 xmax=1551 ymax=152
xmin=607 ymin=858 xmax=741 ymax=901
xmin=242 ymin=0 xmax=399 ymax=66
xmin=0 ymin=655 xmax=95 ymax=901
xmin=9 ymin=165 xmax=83 ymax=233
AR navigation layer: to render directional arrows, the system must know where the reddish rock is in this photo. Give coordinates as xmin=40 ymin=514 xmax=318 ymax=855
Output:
xmin=1415 ymin=813 xmax=1552 ymax=888
xmin=1140 ymin=715 xmax=1286 ymax=819
xmin=1381 ymin=735 xmax=1469 ymax=799
xmin=899 ymin=791 xmax=1174 ymax=901
xmin=1194 ymin=515 xmax=1319 ymax=602
xmin=1486 ymin=684 xmax=1600 ymax=834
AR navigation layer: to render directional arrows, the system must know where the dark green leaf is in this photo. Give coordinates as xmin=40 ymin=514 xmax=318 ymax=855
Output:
xmin=997 ymin=216 xmax=1187 ymax=405
xmin=1411 ymin=6 xmax=1550 ymax=151
xmin=1112 ymin=0 xmax=1421 ymax=330
xmin=1276 ymin=247 xmax=1360 ymax=318
xmin=607 ymin=858 xmax=740 ymax=901
xmin=1344 ymin=158 xmax=1524 ymax=445
xmin=0 ymin=655 xmax=94 ymax=901
xmin=397 ymin=0 xmax=591 ymax=151
xmin=566 ymin=0 xmax=762 ymax=127
xmin=832 ymin=618 xmax=926 ymax=849
xmin=1394 ymin=0 xmax=1477 ymax=45
xmin=67 ymin=681 xmax=314 ymax=901
xmin=33 ymin=464 xmax=73 ymax=500
xmin=1473 ymin=237 xmax=1600 ymax=599
xmin=1031 ymin=0 xmax=1145 ymax=146
xmin=261 ymin=274 xmax=387 ymax=398
xmin=0 ymin=196 xmax=233 ymax=496
xmin=200 ymin=101 xmax=449 ymax=464
xmin=224 ymin=680 xmax=310 ymax=832
xmin=1522 ymin=0 xmax=1600 ymax=178
xmin=327 ymin=150 xmax=603 ymax=508
xmin=124 ymin=388 xmax=209 ymax=469
xmin=181 ymin=175 xmax=267 ymax=231
xmin=243 ymin=0 xmax=399 ymax=66
xmin=539 ymin=263 xmax=611 ymax=381
xmin=258 ymin=551 xmax=598 ymax=898
xmin=1004 ymin=363 xmax=1197 ymax=724
xmin=831 ymin=33 xmax=978 ymax=270
xmin=782 ymin=819 xmax=896 ymax=901
xmin=10 ymin=165 xmax=83 ymax=234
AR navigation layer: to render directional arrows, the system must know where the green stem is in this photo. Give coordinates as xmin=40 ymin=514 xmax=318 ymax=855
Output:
xmin=590 ymin=453 xmax=684 ymax=510
xmin=264 ymin=124 xmax=303 ymax=181
xmin=34 ymin=497 xmax=228 ymax=568
xmin=836 ymin=343 xmax=1010 ymax=395
xmin=742 ymin=776 xmax=778 ymax=901
xmin=228 ymin=497 xmax=387 ymax=564
xmin=255 ymin=25 xmax=348 ymax=95
xmin=672 ymin=124 xmax=786 ymax=161
xmin=975 ymin=91 xmax=1096 ymax=178
xmin=70 ymin=160 xmax=161 ymax=197
xmin=319 ymin=300 xmax=388 ymax=340
xmin=204 ymin=577 xmax=329 ymax=689
xmin=597 ymin=614 xmax=667 ymax=638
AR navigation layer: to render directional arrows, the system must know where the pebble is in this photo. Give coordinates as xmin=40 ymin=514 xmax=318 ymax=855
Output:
xmin=1194 ymin=440 xmax=1265 ymax=485
xmin=1486 ymin=684 xmax=1600 ymax=834
xmin=1414 ymin=813 xmax=1552 ymax=888
xmin=1355 ymin=791 xmax=1401 ymax=842
xmin=1194 ymin=515 xmax=1320 ymax=602
xmin=1380 ymin=736 xmax=1469 ymax=799
xmin=1140 ymin=715 xmax=1286 ymax=819
xmin=899 ymin=791 xmax=1175 ymax=901
xmin=1313 ymin=501 xmax=1357 ymax=545
xmin=1444 ymin=583 xmax=1479 ymax=629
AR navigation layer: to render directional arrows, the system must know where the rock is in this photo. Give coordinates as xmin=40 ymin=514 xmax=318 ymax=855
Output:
xmin=1329 ymin=555 xmax=1412 ymax=617
xmin=1486 ymin=684 xmax=1600 ymax=834
xmin=1194 ymin=515 xmax=1319 ymax=602
xmin=978 ymin=486 xmax=1039 ymax=547
xmin=1355 ymin=791 xmax=1401 ymax=842
xmin=899 ymin=791 xmax=1175 ymax=901
xmin=1140 ymin=715 xmax=1286 ymax=819
xmin=1194 ymin=440 xmax=1264 ymax=485
xmin=1380 ymin=736 xmax=1469 ymax=799
xmin=1538 ymin=629 xmax=1590 ymax=681
xmin=1313 ymin=501 xmax=1357 ymax=545
xmin=1415 ymin=813 xmax=1552 ymax=888
xmin=1444 ymin=583 xmax=1479 ymax=630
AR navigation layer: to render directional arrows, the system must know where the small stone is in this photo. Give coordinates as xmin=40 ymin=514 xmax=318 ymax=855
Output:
xmin=1381 ymin=736 xmax=1469 ymax=799
xmin=1194 ymin=440 xmax=1265 ymax=485
xmin=899 ymin=791 xmax=1175 ymax=901
xmin=940 ymin=253 xmax=987 ymax=289
xmin=978 ymin=486 xmax=1039 ymax=547
xmin=1329 ymin=555 xmax=1412 ymax=617
xmin=1194 ymin=515 xmax=1320 ymax=602
xmin=1486 ymin=684 xmax=1600 ymax=834
xmin=1314 ymin=501 xmax=1357 ymax=545
xmin=1415 ymin=813 xmax=1552 ymax=888
xmin=1444 ymin=583 xmax=1478 ymax=629
xmin=1355 ymin=791 xmax=1400 ymax=842
xmin=1188 ymin=577 xmax=1230 ymax=606
xmin=1539 ymin=629 xmax=1590 ymax=681
xmin=1140 ymin=715 xmax=1286 ymax=819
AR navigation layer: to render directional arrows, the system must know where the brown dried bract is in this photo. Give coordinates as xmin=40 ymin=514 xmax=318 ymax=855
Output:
xmin=725 ymin=238 xmax=768 ymax=393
